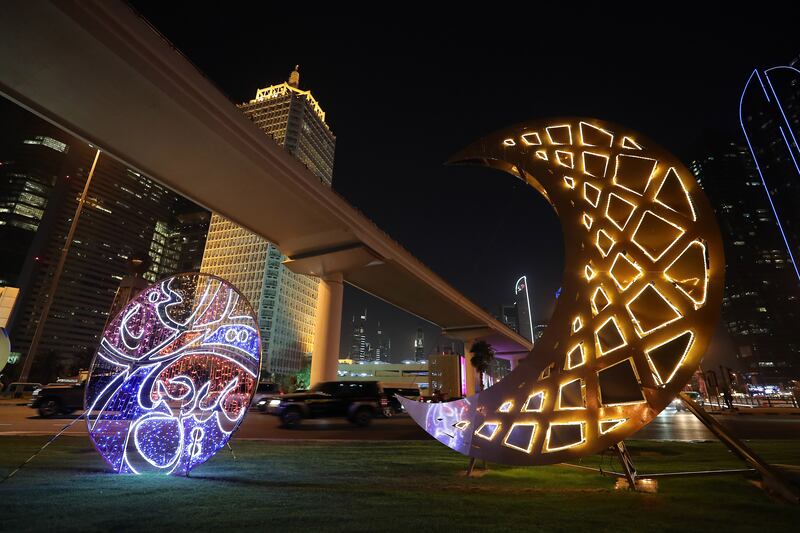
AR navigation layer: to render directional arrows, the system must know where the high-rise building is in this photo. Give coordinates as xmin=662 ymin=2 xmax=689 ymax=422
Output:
xmin=740 ymin=61 xmax=800 ymax=283
xmin=515 ymin=275 xmax=534 ymax=343
xmin=414 ymin=328 xmax=425 ymax=362
xmin=200 ymin=67 xmax=336 ymax=379
xmin=0 ymin=102 xmax=209 ymax=380
xmin=349 ymin=309 xmax=368 ymax=362
xmin=690 ymin=136 xmax=800 ymax=384
xmin=373 ymin=321 xmax=391 ymax=363
xmin=499 ymin=303 xmax=519 ymax=334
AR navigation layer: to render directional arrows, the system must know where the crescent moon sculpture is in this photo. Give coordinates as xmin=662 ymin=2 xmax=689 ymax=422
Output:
xmin=400 ymin=118 xmax=724 ymax=465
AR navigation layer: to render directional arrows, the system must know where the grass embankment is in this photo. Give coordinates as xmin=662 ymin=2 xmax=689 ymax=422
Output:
xmin=0 ymin=437 xmax=798 ymax=532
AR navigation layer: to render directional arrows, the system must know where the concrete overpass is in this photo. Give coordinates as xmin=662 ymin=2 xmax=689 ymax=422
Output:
xmin=0 ymin=1 xmax=533 ymax=389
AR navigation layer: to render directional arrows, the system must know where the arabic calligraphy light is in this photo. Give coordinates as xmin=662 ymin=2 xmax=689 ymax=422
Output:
xmin=84 ymin=273 xmax=261 ymax=475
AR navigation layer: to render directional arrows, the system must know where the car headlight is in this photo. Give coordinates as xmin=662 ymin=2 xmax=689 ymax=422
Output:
xmin=257 ymin=399 xmax=267 ymax=405
xmin=32 ymin=389 xmax=41 ymax=397
xmin=269 ymin=399 xmax=281 ymax=407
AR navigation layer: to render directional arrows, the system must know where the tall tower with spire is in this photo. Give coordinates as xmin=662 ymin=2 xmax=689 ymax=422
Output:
xmin=200 ymin=68 xmax=336 ymax=379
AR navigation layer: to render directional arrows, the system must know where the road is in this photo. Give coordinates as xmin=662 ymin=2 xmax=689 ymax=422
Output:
xmin=1 ymin=402 xmax=798 ymax=441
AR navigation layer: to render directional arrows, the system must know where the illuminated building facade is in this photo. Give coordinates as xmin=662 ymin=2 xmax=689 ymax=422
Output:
xmin=0 ymin=101 xmax=208 ymax=379
xmin=691 ymin=137 xmax=800 ymax=384
xmin=515 ymin=275 xmax=534 ymax=343
xmin=349 ymin=309 xmax=368 ymax=362
xmin=373 ymin=321 xmax=391 ymax=363
xmin=499 ymin=303 xmax=519 ymax=334
xmin=740 ymin=62 xmax=800 ymax=283
xmin=200 ymin=67 xmax=336 ymax=379
xmin=414 ymin=327 xmax=425 ymax=362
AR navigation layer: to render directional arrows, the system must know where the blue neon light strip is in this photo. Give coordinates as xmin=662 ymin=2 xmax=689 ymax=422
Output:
xmin=739 ymin=69 xmax=800 ymax=282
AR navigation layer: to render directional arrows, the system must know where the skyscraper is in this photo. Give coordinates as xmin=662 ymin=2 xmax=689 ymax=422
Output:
xmin=499 ymin=303 xmax=519 ymax=334
xmin=200 ymin=67 xmax=337 ymax=379
xmin=414 ymin=328 xmax=425 ymax=362
xmin=349 ymin=309 xmax=368 ymax=362
xmin=515 ymin=276 xmax=534 ymax=343
xmin=0 ymin=102 xmax=209 ymax=380
xmin=373 ymin=321 xmax=391 ymax=363
xmin=691 ymin=136 xmax=800 ymax=384
xmin=739 ymin=61 xmax=800 ymax=283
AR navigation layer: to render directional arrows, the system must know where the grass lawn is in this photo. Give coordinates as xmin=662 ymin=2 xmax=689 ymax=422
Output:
xmin=0 ymin=436 xmax=798 ymax=532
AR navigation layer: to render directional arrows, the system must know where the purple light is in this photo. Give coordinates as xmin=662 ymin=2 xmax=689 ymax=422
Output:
xmin=84 ymin=273 xmax=261 ymax=475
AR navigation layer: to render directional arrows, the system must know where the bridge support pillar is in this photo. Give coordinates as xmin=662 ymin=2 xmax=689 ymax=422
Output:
xmin=310 ymin=272 xmax=343 ymax=387
xmin=464 ymin=339 xmax=478 ymax=396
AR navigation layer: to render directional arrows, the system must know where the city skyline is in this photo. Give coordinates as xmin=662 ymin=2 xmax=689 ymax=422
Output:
xmin=127 ymin=5 xmax=800 ymax=373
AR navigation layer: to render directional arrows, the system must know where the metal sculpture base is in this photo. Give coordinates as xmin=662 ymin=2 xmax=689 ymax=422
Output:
xmin=603 ymin=393 xmax=798 ymax=501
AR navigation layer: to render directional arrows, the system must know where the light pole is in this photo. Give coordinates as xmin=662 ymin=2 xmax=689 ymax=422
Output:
xmin=17 ymin=149 xmax=101 ymax=382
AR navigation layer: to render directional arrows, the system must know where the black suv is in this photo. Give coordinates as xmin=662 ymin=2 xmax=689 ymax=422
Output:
xmin=267 ymin=381 xmax=388 ymax=428
xmin=29 ymin=379 xmax=86 ymax=417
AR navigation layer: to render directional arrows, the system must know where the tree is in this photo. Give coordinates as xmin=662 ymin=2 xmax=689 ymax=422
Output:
xmin=469 ymin=340 xmax=495 ymax=392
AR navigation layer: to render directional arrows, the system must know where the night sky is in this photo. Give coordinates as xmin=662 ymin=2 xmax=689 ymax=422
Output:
xmin=127 ymin=4 xmax=797 ymax=362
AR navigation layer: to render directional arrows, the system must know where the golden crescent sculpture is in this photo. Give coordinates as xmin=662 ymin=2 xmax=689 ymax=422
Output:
xmin=401 ymin=118 xmax=724 ymax=465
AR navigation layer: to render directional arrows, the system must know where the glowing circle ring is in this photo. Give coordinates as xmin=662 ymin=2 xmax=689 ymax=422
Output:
xmin=84 ymin=272 xmax=261 ymax=475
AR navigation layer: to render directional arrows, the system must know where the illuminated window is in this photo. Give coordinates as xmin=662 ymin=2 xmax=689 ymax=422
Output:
xmin=654 ymin=168 xmax=697 ymax=221
xmin=557 ymin=378 xmax=586 ymax=410
xmin=522 ymin=391 xmax=545 ymax=412
xmin=591 ymin=286 xmax=610 ymax=315
xmin=545 ymin=422 xmax=586 ymax=452
xmin=475 ymin=422 xmax=501 ymax=441
xmin=503 ymin=138 xmax=516 ymax=146
xmin=565 ymin=343 xmax=585 ymax=369
xmin=546 ymin=124 xmax=573 ymax=145
xmin=583 ymin=182 xmax=601 ymax=207
xmin=605 ymin=193 xmax=637 ymax=231
xmin=595 ymin=229 xmax=615 ymax=257
xmin=625 ymin=283 xmax=682 ymax=337
xmin=582 ymin=151 xmax=610 ymax=178
xmin=621 ymin=136 xmax=642 ymax=150
xmin=521 ymin=132 xmax=542 ymax=146
xmin=644 ymin=330 xmax=694 ymax=385
xmin=555 ymin=150 xmax=575 ymax=169
xmin=613 ymin=153 xmax=657 ymax=195
xmin=594 ymin=316 xmax=627 ymax=356
xmin=498 ymin=401 xmax=514 ymax=413
xmin=609 ymin=253 xmax=643 ymax=292
xmin=631 ymin=210 xmax=686 ymax=262
xmin=664 ymin=240 xmax=708 ymax=309
xmin=599 ymin=418 xmax=627 ymax=435
xmin=502 ymin=422 xmax=538 ymax=454
xmin=579 ymin=121 xmax=614 ymax=147
xmin=563 ymin=176 xmax=576 ymax=189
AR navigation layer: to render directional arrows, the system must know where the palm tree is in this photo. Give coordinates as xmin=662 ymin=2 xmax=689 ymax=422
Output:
xmin=467 ymin=339 xmax=495 ymax=476
xmin=469 ymin=340 xmax=495 ymax=392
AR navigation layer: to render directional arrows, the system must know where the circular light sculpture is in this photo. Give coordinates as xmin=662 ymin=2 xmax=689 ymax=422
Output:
xmin=401 ymin=119 xmax=724 ymax=465
xmin=85 ymin=273 xmax=261 ymax=474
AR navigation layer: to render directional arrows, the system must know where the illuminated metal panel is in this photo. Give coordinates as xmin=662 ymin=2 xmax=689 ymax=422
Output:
xmin=401 ymin=118 xmax=724 ymax=465
xmin=84 ymin=273 xmax=261 ymax=475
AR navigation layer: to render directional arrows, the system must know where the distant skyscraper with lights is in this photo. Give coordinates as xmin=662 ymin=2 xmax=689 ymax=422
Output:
xmin=349 ymin=309 xmax=368 ymax=362
xmin=200 ymin=67 xmax=336 ymax=379
xmin=499 ymin=303 xmax=519 ymax=334
xmin=739 ymin=61 xmax=800 ymax=283
xmin=0 ymin=102 xmax=208 ymax=379
xmin=414 ymin=328 xmax=425 ymax=362
xmin=515 ymin=276 xmax=534 ymax=343
xmin=691 ymin=136 xmax=800 ymax=384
